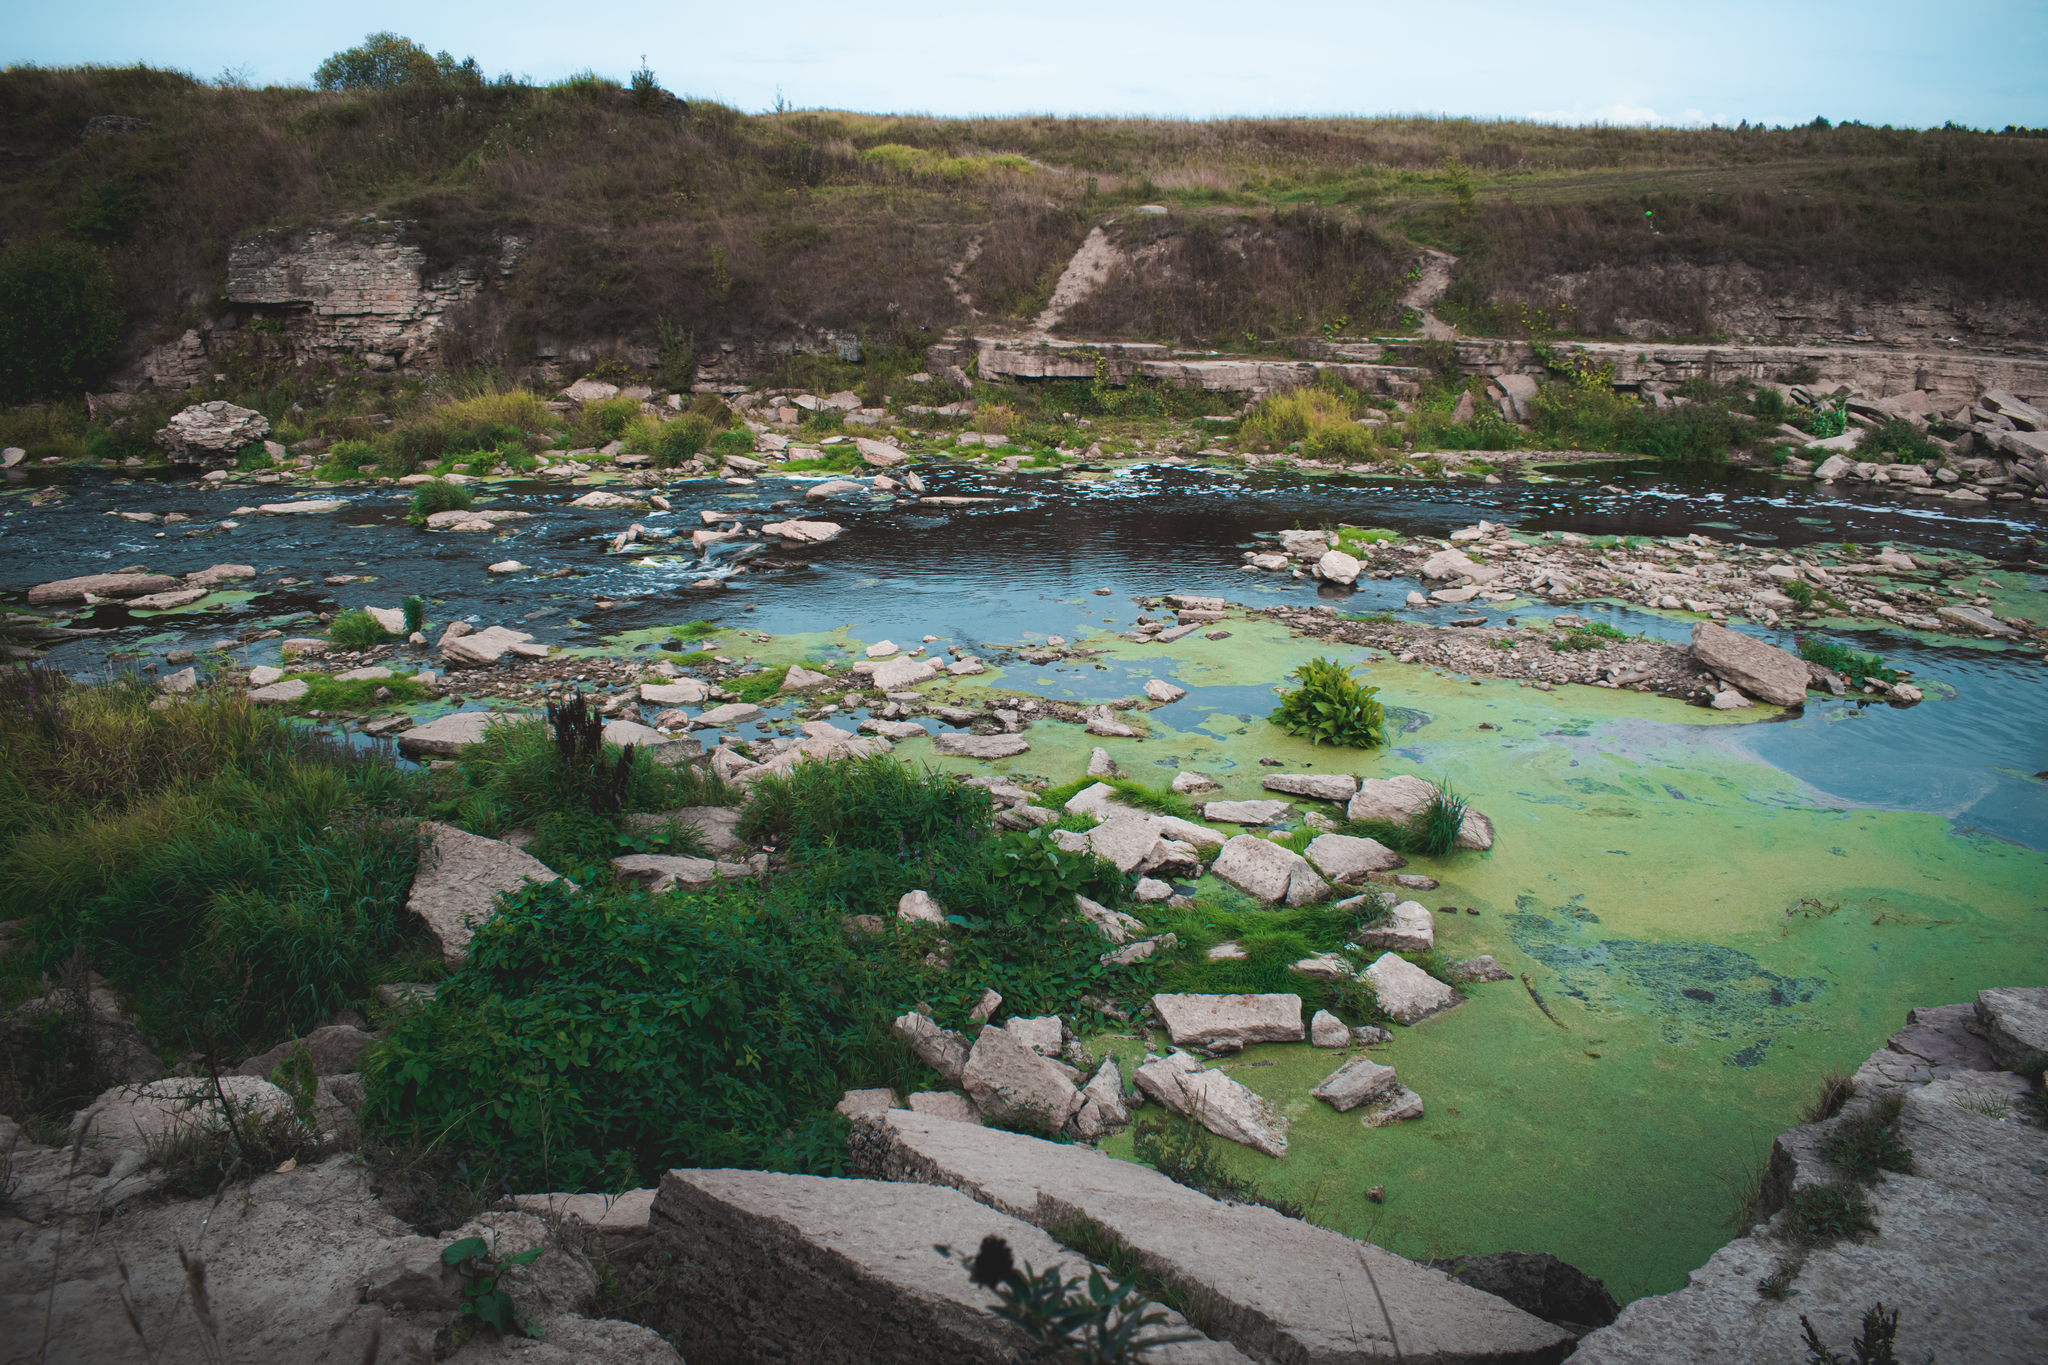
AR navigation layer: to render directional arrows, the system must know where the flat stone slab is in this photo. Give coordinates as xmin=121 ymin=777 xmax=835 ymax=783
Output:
xmin=1345 ymin=774 xmax=1495 ymax=851
xmin=1152 ymin=993 xmax=1304 ymax=1048
xmin=1261 ymin=773 xmax=1358 ymax=801
xmin=852 ymin=1112 xmax=1573 ymax=1363
xmin=1310 ymin=1055 xmax=1403 ymax=1112
xmin=932 ymin=733 xmax=1029 ymax=760
xmin=640 ymin=679 xmax=712 ymax=705
xmin=396 ymin=709 xmax=529 ymax=758
xmin=247 ymin=679 xmax=310 ymax=704
xmin=407 ymin=821 xmax=567 ymax=963
xmin=868 ymin=656 xmax=940 ymax=689
xmin=622 ymin=805 xmax=746 ymax=859
xmin=1972 ymin=985 xmax=2048 ymax=1071
xmin=651 ymin=1168 xmax=1246 ymax=1364
xmin=611 ymin=854 xmax=758 ymax=894
xmin=1690 ymin=621 xmax=1809 ymax=705
xmin=29 ymin=572 xmax=179 ymax=605
xmin=1202 ymin=799 xmax=1295 ymax=825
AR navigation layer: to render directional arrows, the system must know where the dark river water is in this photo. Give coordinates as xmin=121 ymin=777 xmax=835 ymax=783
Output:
xmin=6 ymin=457 xmax=2046 ymax=847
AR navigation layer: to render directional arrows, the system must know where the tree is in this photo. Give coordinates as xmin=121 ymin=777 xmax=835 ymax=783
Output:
xmin=313 ymin=33 xmax=481 ymax=91
xmin=0 ymin=238 xmax=122 ymax=402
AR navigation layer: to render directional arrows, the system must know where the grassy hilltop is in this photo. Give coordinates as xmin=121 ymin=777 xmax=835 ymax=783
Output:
xmin=2 ymin=58 xmax=2045 ymax=388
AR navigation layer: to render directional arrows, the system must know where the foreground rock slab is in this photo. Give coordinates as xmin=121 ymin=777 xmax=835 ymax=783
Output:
xmin=650 ymin=1168 xmax=1246 ymax=1364
xmin=407 ymin=821 xmax=567 ymax=963
xmin=853 ymin=1111 xmax=1574 ymax=1363
xmin=1364 ymin=953 xmax=1462 ymax=1025
xmin=1153 ymin=992 xmax=1305 ymax=1048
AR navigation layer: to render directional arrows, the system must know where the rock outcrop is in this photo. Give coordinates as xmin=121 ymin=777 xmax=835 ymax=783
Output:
xmin=1688 ymin=622 xmax=1810 ymax=707
xmin=1570 ymin=988 xmax=2048 ymax=1365
xmin=153 ymin=401 xmax=270 ymax=464
xmin=405 ymin=821 xmax=568 ymax=963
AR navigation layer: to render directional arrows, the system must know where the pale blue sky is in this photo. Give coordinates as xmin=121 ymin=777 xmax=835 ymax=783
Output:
xmin=10 ymin=1 xmax=2046 ymax=128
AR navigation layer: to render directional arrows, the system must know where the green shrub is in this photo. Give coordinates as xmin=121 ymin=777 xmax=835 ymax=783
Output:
xmin=1797 ymin=640 xmax=1899 ymax=686
xmin=359 ymin=878 xmax=862 ymax=1189
xmin=669 ymin=620 xmax=719 ymax=639
xmin=651 ymin=414 xmax=714 ymax=465
xmin=407 ymin=478 xmax=474 ymax=524
xmin=725 ymin=666 xmax=790 ymax=704
xmin=1267 ymin=658 xmax=1384 ymax=748
xmin=1784 ymin=581 xmax=1817 ymax=610
xmin=328 ymin=609 xmax=394 ymax=647
xmin=708 ymin=429 xmax=756 ymax=458
xmin=403 ymin=596 xmax=427 ymax=636
xmin=1752 ymin=387 xmax=1789 ymax=423
xmin=0 ymin=238 xmax=122 ymax=403
xmin=1856 ymin=418 xmax=1940 ymax=463
xmin=575 ymin=396 xmax=643 ymax=445
xmin=1549 ymin=621 xmax=1629 ymax=652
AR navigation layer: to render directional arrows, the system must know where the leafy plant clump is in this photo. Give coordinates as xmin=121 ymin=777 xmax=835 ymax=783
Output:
xmin=441 ymin=1235 xmax=545 ymax=1346
xmin=1821 ymin=1095 xmax=1914 ymax=1183
xmin=1549 ymin=620 xmax=1629 ymax=652
xmin=1796 ymin=640 xmax=1900 ymax=686
xmin=937 ymin=1234 xmax=1195 ymax=1365
xmin=408 ymin=477 xmax=475 ymax=524
xmin=1268 ymin=657 xmax=1384 ymax=748
xmin=1413 ymin=777 xmax=1469 ymax=857
xmin=328 ymin=608 xmax=395 ymax=648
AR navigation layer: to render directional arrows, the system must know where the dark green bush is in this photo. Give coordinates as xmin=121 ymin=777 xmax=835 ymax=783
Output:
xmin=359 ymin=878 xmax=861 ymax=1189
xmin=652 ymin=415 xmax=715 ymax=465
xmin=407 ymin=478 xmax=474 ymax=523
xmin=314 ymin=31 xmax=482 ymax=90
xmin=1268 ymin=658 xmax=1384 ymax=748
xmin=328 ymin=609 xmax=394 ymax=647
xmin=1855 ymin=418 xmax=1940 ymax=464
xmin=1821 ymin=1095 xmax=1914 ymax=1183
xmin=0 ymin=238 xmax=122 ymax=402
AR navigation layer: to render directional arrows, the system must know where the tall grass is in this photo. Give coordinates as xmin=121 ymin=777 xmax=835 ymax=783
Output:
xmin=0 ymin=668 xmax=431 ymax=1076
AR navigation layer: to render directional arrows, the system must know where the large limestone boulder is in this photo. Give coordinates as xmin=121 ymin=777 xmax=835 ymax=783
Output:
xmin=1689 ymin=622 xmax=1808 ymax=707
xmin=1140 ymin=1054 xmax=1291 ymax=1158
xmin=1970 ymin=985 xmax=2048 ymax=1071
xmin=27 ymin=572 xmax=180 ymax=606
xmin=395 ymin=709 xmax=523 ymax=758
xmin=760 ymin=518 xmax=843 ymax=544
xmin=868 ymin=656 xmax=939 ymax=689
xmin=1317 ymin=549 xmax=1362 ymax=585
xmin=960 ymin=1025 xmax=1083 ymax=1133
xmin=1210 ymin=834 xmax=1328 ymax=905
xmin=1304 ymin=833 xmax=1405 ymax=881
xmin=1344 ymin=774 xmax=1496 ymax=851
xmin=853 ymin=437 xmax=906 ymax=467
xmin=1363 ymin=952 xmax=1462 ymax=1025
xmin=1353 ymin=899 xmax=1436 ymax=953
xmin=1151 ymin=992 xmax=1304 ymax=1048
xmin=72 ymin=1075 xmax=293 ymax=1146
xmin=236 ymin=1024 xmax=375 ymax=1079
xmin=406 ymin=822 xmax=568 ymax=963
xmin=1262 ymin=773 xmax=1358 ymax=801
xmin=621 ymin=805 xmax=745 ymax=859
xmin=154 ymin=400 xmax=270 ymax=462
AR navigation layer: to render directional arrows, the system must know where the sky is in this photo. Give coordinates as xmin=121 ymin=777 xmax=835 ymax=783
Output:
xmin=10 ymin=1 xmax=2047 ymax=129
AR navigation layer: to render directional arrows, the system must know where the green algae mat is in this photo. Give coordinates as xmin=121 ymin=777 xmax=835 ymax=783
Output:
xmin=875 ymin=616 xmax=2047 ymax=1301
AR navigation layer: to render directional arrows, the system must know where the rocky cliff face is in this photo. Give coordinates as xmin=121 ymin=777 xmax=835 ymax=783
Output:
xmin=225 ymin=223 xmax=523 ymax=372
xmin=1569 ymin=988 xmax=2048 ymax=1365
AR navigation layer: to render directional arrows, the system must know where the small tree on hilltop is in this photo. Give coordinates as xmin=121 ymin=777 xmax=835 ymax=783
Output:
xmin=314 ymin=32 xmax=482 ymax=91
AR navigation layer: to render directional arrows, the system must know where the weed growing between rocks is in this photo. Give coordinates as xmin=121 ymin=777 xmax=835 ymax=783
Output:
xmin=406 ymin=477 xmax=474 ymax=524
xmin=1802 ymin=1072 xmax=1858 ymax=1124
xmin=0 ymin=670 xmax=433 ymax=1080
xmin=1414 ymin=778 xmax=1468 ymax=858
xmin=369 ymin=760 xmax=1151 ymax=1191
xmin=1802 ymin=1301 xmax=1905 ymax=1365
xmin=327 ymin=608 xmax=396 ymax=648
xmin=1780 ymin=1183 xmax=1877 ymax=1248
xmin=1756 ymin=1259 xmax=1801 ymax=1300
xmin=1821 ymin=1095 xmax=1914 ymax=1183
xmin=1549 ymin=621 xmax=1629 ymax=653
xmin=936 ymin=1232 xmax=1198 ymax=1364
xmin=1132 ymin=1111 xmax=1303 ymax=1219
